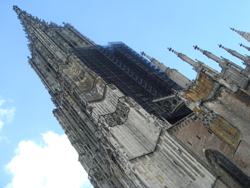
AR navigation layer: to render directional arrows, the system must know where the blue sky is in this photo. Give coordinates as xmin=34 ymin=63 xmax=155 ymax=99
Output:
xmin=1 ymin=0 xmax=250 ymax=187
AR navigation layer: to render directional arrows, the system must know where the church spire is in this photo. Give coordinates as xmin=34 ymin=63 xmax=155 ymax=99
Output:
xmin=13 ymin=5 xmax=21 ymax=14
xmin=13 ymin=5 xmax=51 ymax=45
xmin=140 ymin=51 xmax=155 ymax=63
xmin=193 ymin=45 xmax=226 ymax=66
xmin=167 ymin=47 xmax=202 ymax=71
xmin=13 ymin=5 xmax=69 ymax=64
xmin=239 ymin=43 xmax=250 ymax=51
xmin=140 ymin=51 xmax=165 ymax=70
xmin=218 ymin=44 xmax=250 ymax=63
xmin=230 ymin=28 xmax=250 ymax=43
xmin=141 ymin=51 xmax=191 ymax=89
xmin=195 ymin=45 xmax=247 ymax=75
xmin=140 ymin=51 xmax=166 ymax=72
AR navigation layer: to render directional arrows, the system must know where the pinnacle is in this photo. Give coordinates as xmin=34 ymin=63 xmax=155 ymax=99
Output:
xmin=193 ymin=45 xmax=205 ymax=54
xmin=218 ymin=44 xmax=228 ymax=51
xmin=193 ymin=45 xmax=200 ymax=50
xmin=140 ymin=51 xmax=154 ymax=62
xmin=239 ymin=43 xmax=250 ymax=51
xmin=13 ymin=6 xmax=52 ymax=49
xmin=218 ymin=44 xmax=223 ymax=48
xmin=140 ymin=51 xmax=145 ymax=56
xmin=230 ymin=27 xmax=236 ymax=32
xmin=167 ymin=47 xmax=174 ymax=52
xmin=13 ymin=5 xmax=22 ymax=15
xmin=13 ymin=5 xmax=19 ymax=12
xmin=167 ymin=48 xmax=179 ymax=56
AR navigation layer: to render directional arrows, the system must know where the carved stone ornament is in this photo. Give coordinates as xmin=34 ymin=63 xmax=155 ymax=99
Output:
xmin=88 ymin=167 xmax=103 ymax=181
xmin=94 ymin=130 xmax=103 ymax=139
xmin=197 ymin=110 xmax=217 ymax=129
xmin=125 ymin=96 xmax=140 ymax=110
xmin=97 ymin=122 xmax=110 ymax=137
xmin=103 ymin=100 xmax=130 ymax=127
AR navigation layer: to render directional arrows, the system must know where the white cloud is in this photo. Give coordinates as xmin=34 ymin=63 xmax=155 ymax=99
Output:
xmin=0 ymin=120 xmax=3 ymax=130
xmin=0 ymin=108 xmax=15 ymax=122
xmin=0 ymin=136 xmax=10 ymax=144
xmin=0 ymin=98 xmax=5 ymax=106
xmin=5 ymin=132 xmax=93 ymax=188
xmin=0 ymin=96 xmax=15 ymax=132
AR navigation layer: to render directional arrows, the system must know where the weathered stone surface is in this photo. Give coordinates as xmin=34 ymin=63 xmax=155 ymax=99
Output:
xmin=15 ymin=5 xmax=250 ymax=188
xmin=204 ymin=87 xmax=250 ymax=145
xmin=171 ymin=118 xmax=250 ymax=176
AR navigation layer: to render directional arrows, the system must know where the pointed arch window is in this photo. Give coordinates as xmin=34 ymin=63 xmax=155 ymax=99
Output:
xmin=205 ymin=150 xmax=250 ymax=188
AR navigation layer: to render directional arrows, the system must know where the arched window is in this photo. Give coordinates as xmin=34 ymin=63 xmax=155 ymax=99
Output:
xmin=205 ymin=150 xmax=250 ymax=188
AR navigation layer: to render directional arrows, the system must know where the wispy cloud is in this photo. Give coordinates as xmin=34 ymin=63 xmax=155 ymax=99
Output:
xmin=0 ymin=96 xmax=15 ymax=132
xmin=5 ymin=132 xmax=92 ymax=188
xmin=0 ymin=98 xmax=5 ymax=106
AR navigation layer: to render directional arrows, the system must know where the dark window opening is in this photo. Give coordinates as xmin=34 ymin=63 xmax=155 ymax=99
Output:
xmin=205 ymin=150 xmax=250 ymax=188
xmin=196 ymin=135 xmax=201 ymax=140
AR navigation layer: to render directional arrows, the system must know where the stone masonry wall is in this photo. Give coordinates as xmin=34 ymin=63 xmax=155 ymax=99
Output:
xmin=171 ymin=118 xmax=250 ymax=176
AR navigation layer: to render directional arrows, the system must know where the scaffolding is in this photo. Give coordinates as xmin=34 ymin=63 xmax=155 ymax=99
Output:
xmin=73 ymin=43 xmax=191 ymax=123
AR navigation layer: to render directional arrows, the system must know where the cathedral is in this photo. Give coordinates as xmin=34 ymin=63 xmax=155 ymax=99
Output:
xmin=14 ymin=5 xmax=250 ymax=188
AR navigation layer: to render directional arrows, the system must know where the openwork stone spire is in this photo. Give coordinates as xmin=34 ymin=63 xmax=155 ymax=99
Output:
xmin=14 ymin=5 xmax=95 ymax=56
xmin=168 ymin=47 xmax=202 ymax=71
xmin=13 ymin=5 xmax=52 ymax=45
xmin=230 ymin=28 xmax=250 ymax=43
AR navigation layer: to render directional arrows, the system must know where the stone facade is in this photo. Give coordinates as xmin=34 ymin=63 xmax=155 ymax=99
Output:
xmin=15 ymin=5 xmax=250 ymax=188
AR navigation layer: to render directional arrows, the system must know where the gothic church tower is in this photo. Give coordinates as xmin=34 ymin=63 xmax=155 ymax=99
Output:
xmin=14 ymin=5 xmax=250 ymax=188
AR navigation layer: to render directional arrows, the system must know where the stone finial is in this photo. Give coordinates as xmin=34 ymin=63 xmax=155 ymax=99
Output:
xmin=218 ymin=44 xmax=230 ymax=52
xmin=13 ymin=5 xmax=22 ymax=15
xmin=140 ymin=51 xmax=166 ymax=70
xmin=239 ymin=43 xmax=250 ymax=51
xmin=194 ymin=45 xmax=225 ymax=65
xmin=219 ymin=44 xmax=249 ymax=62
xmin=168 ymin=47 xmax=201 ymax=70
xmin=140 ymin=51 xmax=145 ymax=56
xmin=193 ymin=45 xmax=207 ymax=54
xmin=167 ymin=47 xmax=173 ymax=52
xmin=140 ymin=51 xmax=155 ymax=62
xmin=167 ymin=47 xmax=180 ymax=56
xmin=230 ymin=27 xmax=236 ymax=32
xmin=193 ymin=45 xmax=200 ymax=50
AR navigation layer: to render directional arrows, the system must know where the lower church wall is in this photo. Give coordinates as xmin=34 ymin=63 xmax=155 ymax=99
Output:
xmin=126 ymin=130 xmax=216 ymax=188
xmin=204 ymin=87 xmax=250 ymax=145
xmin=171 ymin=118 xmax=250 ymax=187
xmin=171 ymin=118 xmax=250 ymax=175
